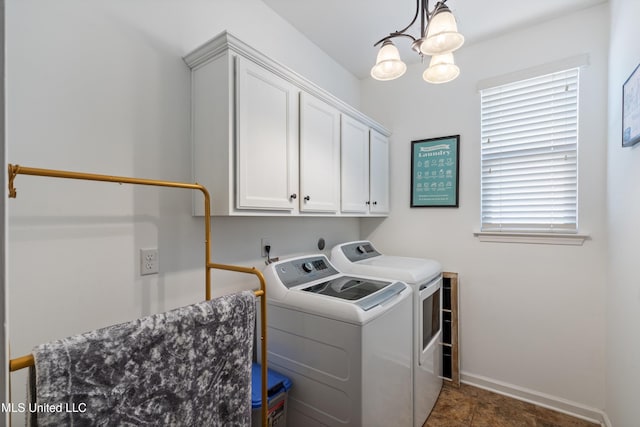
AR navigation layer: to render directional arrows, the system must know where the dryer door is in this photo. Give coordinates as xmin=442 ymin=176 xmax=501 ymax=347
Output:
xmin=419 ymin=275 xmax=442 ymax=366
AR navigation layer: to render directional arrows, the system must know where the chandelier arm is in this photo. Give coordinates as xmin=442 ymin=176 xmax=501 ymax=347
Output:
xmin=373 ymin=0 xmax=421 ymax=47
xmin=373 ymin=32 xmax=417 ymax=47
xmin=421 ymin=0 xmax=428 ymax=38
xmin=394 ymin=0 xmax=421 ymax=35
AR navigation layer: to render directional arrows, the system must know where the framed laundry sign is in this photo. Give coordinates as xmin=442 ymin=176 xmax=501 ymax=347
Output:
xmin=411 ymin=135 xmax=460 ymax=207
xmin=623 ymin=62 xmax=640 ymax=147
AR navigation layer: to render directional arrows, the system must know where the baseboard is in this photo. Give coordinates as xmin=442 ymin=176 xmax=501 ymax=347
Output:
xmin=460 ymin=372 xmax=609 ymax=426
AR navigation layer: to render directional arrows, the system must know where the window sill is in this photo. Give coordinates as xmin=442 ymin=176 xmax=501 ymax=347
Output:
xmin=473 ymin=231 xmax=590 ymax=246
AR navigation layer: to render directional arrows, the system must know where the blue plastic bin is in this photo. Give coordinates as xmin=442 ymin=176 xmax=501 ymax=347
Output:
xmin=251 ymin=363 xmax=292 ymax=427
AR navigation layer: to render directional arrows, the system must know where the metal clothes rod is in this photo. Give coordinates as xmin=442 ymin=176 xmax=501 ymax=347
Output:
xmin=6 ymin=164 xmax=268 ymax=427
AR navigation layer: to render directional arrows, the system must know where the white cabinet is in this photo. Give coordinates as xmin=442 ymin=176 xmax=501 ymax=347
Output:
xmin=341 ymin=117 xmax=390 ymax=215
xmin=369 ymin=129 xmax=390 ymax=214
xmin=188 ymin=52 xmax=299 ymax=215
xmin=185 ymin=31 xmax=390 ymax=217
xmin=189 ymin=51 xmax=235 ymax=216
xmin=236 ymin=58 xmax=298 ymax=211
xmin=299 ymin=92 xmax=341 ymax=213
xmin=341 ymin=115 xmax=370 ymax=213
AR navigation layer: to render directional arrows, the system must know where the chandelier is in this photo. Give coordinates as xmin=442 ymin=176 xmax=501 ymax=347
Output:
xmin=371 ymin=0 xmax=464 ymax=84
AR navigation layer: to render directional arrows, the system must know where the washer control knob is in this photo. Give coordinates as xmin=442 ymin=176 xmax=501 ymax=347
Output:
xmin=356 ymin=245 xmax=367 ymax=254
xmin=302 ymin=262 xmax=314 ymax=273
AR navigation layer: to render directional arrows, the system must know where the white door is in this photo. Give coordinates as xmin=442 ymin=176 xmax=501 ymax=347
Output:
xmin=340 ymin=115 xmax=370 ymax=213
xmin=369 ymin=130 xmax=390 ymax=214
xmin=236 ymin=57 xmax=298 ymax=211
xmin=299 ymin=93 xmax=341 ymax=213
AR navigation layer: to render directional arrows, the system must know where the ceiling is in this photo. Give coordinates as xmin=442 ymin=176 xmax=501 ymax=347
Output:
xmin=262 ymin=0 xmax=606 ymax=79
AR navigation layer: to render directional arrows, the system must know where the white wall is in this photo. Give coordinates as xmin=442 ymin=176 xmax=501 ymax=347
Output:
xmin=7 ymin=0 xmax=627 ymax=424
xmin=5 ymin=0 xmax=361 ymax=420
xmin=360 ymin=4 xmax=609 ymax=418
xmin=606 ymin=0 xmax=640 ymax=425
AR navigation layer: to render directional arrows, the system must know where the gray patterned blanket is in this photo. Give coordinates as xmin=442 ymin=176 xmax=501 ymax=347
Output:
xmin=29 ymin=291 xmax=255 ymax=426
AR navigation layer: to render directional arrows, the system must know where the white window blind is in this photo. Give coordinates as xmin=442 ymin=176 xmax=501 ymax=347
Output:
xmin=480 ymin=68 xmax=579 ymax=232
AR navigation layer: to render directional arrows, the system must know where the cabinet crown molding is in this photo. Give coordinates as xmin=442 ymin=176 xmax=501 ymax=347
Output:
xmin=183 ymin=31 xmax=391 ymax=137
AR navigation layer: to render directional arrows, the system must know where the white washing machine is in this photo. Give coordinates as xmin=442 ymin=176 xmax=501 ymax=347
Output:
xmin=331 ymin=241 xmax=443 ymax=427
xmin=262 ymin=254 xmax=413 ymax=427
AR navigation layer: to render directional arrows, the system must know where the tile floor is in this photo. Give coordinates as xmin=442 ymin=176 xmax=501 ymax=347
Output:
xmin=424 ymin=383 xmax=600 ymax=427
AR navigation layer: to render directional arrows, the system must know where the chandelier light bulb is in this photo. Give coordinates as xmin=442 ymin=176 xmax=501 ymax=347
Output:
xmin=423 ymin=52 xmax=460 ymax=84
xmin=420 ymin=7 xmax=464 ymax=56
xmin=370 ymin=40 xmax=407 ymax=81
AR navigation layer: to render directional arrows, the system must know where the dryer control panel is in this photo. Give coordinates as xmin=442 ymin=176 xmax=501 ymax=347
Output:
xmin=275 ymin=255 xmax=340 ymax=288
xmin=338 ymin=241 xmax=382 ymax=262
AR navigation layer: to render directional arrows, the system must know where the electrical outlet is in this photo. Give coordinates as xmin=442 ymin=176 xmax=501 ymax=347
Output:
xmin=140 ymin=248 xmax=159 ymax=275
xmin=261 ymin=238 xmax=271 ymax=257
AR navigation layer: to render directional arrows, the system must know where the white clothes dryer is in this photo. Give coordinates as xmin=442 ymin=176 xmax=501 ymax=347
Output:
xmin=331 ymin=241 xmax=443 ymax=427
xmin=262 ymin=254 xmax=413 ymax=427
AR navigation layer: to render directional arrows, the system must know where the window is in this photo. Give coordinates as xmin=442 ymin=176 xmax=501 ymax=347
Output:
xmin=480 ymin=68 xmax=579 ymax=233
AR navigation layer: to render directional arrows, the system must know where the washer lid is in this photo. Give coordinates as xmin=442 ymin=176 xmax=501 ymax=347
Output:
xmin=342 ymin=255 xmax=442 ymax=284
xmin=301 ymin=277 xmax=407 ymax=311
xmin=302 ymin=276 xmax=387 ymax=299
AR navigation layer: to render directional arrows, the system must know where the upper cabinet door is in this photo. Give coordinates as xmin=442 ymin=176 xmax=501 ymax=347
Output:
xmin=369 ymin=130 xmax=390 ymax=214
xmin=236 ymin=57 xmax=299 ymax=211
xmin=341 ymin=115 xmax=370 ymax=213
xmin=299 ymin=93 xmax=341 ymax=213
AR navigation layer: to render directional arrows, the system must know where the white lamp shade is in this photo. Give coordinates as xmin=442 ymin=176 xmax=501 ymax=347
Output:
xmin=423 ymin=52 xmax=460 ymax=84
xmin=371 ymin=41 xmax=407 ymax=81
xmin=420 ymin=9 xmax=464 ymax=55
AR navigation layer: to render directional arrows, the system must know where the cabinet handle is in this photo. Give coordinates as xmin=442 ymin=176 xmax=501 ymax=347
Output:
xmin=373 ymin=201 xmax=378 ymax=205
xmin=304 ymin=196 xmax=310 ymax=202
xmin=366 ymin=201 xmax=371 ymax=205
xmin=290 ymin=194 xmax=297 ymax=200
